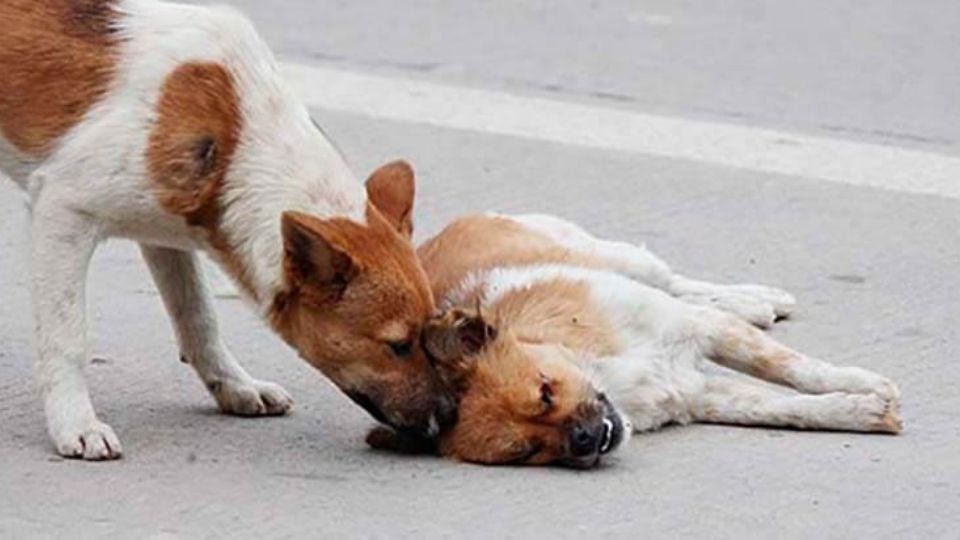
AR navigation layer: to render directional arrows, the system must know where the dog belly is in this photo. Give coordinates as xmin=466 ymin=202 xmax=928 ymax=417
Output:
xmin=592 ymin=345 xmax=705 ymax=432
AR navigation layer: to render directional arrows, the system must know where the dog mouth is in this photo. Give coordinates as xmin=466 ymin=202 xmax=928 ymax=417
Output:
xmin=599 ymin=417 xmax=616 ymax=454
xmin=597 ymin=393 xmax=626 ymax=455
xmin=345 ymin=390 xmax=449 ymax=440
xmin=559 ymin=396 xmax=626 ymax=469
xmin=560 ymin=419 xmax=619 ymax=469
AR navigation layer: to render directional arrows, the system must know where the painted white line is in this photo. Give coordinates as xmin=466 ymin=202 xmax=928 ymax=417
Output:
xmin=282 ymin=62 xmax=960 ymax=200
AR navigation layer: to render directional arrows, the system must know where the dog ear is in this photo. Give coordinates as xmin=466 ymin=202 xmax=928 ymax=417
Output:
xmin=281 ymin=211 xmax=358 ymax=296
xmin=424 ymin=308 xmax=496 ymax=389
xmin=365 ymin=160 xmax=415 ymax=238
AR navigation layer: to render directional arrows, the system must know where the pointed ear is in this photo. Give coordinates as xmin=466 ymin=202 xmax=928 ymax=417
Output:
xmin=424 ymin=308 xmax=496 ymax=388
xmin=281 ymin=211 xmax=358 ymax=294
xmin=365 ymin=160 xmax=415 ymax=238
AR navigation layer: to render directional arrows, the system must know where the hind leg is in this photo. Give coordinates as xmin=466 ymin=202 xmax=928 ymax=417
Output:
xmin=693 ymin=376 xmax=901 ymax=433
xmin=697 ymin=309 xmax=899 ymax=402
xmin=507 ymin=213 xmax=795 ymax=328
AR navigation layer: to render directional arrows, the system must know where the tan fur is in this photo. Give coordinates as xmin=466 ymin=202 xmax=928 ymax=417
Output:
xmin=879 ymin=407 xmax=903 ymax=433
xmin=710 ymin=321 xmax=804 ymax=384
xmin=365 ymin=160 xmax=416 ymax=238
xmin=418 ymin=215 xmax=610 ymax=303
xmin=268 ymin=204 xmax=445 ymax=424
xmin=0 ymin=0 xmax=119 ymax=156
xmin=435 ymin=332 xmax=602 ymax=465
xmin=492 ymin=279 xmax=620 ymax=358
xmin=409 ymin=212 xmax=902 ymax=465
xmin=415 ymin=215 xmax=622 ymax=465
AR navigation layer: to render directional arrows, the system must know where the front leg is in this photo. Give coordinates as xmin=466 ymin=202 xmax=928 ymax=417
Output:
xmin=669 ymin=276 xmax=796 ymax=329
xmin=507 ymin=213 xmax=795 ymax=327
xmin=32 ymin=204 xmax=121 ymax=460
xmin=140 ymin=245 xmax=292 ymax=416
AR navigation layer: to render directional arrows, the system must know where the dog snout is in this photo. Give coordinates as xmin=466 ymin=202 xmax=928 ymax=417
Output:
xmin=569 ymin=423 xmax=603 ymax=457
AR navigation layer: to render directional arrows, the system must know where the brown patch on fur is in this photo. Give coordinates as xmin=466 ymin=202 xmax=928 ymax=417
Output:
xmin=147 ymin=62 xmax=241 ymax=217
xmin=418 ymin=215 xmax=612 ymax=303
xmin=492 ymin=279 xmax=620 ymax=357
xmin=711 ymin=321 xmax=797 ymax=382
xmin=0 ymin=0 xmax=120 ymax=155
xmin=145 ymin=62 xmax=254 ymax=296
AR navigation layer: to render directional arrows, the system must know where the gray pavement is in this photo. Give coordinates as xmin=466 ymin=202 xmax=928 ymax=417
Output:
xmin=2 ymin=1 xmax=959 ymax=538
xmin=183 ymin=0 xmax=960 ymax=154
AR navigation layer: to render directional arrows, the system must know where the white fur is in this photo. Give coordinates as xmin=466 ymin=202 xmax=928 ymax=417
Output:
xmin=1 ymin=0 xmax=368 ymax=459
xmin=447 ymin=215 xmax=901 ymax=436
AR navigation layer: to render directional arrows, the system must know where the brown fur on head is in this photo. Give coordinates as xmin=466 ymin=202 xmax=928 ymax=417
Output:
xmin=368 ymin=308 xmax=627 ymax=468
xmin=269 ymin=161 xmax=454 ymax=437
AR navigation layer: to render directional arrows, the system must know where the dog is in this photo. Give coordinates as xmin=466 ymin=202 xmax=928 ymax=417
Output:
xmin=369 ymin=212 xmax=902 ymax=468
xmin=0 ymin=0 xmax=454 ymax=460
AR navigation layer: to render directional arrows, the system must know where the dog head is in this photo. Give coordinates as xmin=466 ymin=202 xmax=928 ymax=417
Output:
xmin=271 ymin=161 xmax=455 ymax=438
xmin=374 ymin=307 xmax=626 ymax=468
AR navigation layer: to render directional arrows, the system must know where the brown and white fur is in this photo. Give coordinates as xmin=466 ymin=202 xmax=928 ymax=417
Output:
xmin=397 ymin=213 xmax=902 ymax=467
xmin=0 ymin=0 xmax=453 ymax=460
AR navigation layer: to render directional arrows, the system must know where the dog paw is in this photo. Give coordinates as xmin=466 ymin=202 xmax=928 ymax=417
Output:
xmin=834 ymin=368 xmax=901 ymax=402
xmin=683 ymin=292 xmax=778 ymax=329
xmin=848 ymin=393 xmax=902 ymax=434
xmin=721 ymin=284 xmax=797 ymax=318
xmin=50 ymin=419 xmax=123 ymax=461
xmin=209 ymin=379 xmax=293 ymax=416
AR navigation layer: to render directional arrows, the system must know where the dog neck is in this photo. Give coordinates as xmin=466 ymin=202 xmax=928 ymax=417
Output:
xmin=208 ymin=160 xmax=367 ymax=317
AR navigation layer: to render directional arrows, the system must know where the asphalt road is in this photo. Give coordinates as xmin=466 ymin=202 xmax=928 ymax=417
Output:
xmin=2 ymin=1 xmax=959 ymax=538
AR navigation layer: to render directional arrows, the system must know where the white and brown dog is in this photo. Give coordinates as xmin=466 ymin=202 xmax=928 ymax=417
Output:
xmin=372 ymin=213 xmax=903 ymax=468
xmin=0 ymin=0 xmax=454 ymax=460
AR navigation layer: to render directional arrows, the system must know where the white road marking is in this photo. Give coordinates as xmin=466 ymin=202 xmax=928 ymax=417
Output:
xmin=282 ymin=62 xmax=960 ymax=200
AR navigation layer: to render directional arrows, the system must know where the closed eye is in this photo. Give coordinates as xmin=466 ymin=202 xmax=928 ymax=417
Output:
xmin=539 ymin=380 xmax=554 ymax=412
xmin=388 ymin=340 xmax=414 ymax=359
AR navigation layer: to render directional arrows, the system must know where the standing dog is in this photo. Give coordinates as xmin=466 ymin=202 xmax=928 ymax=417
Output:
xmin=0 ymin=0 xmax=452 ymax=460
xmin=372 ymin=213 xmax=902 ymax=467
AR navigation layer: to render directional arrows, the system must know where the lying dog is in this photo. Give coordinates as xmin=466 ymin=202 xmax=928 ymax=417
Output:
xmin=370 ymin=213 xmax=902 ymax=467
xmin=0 ymin=0 xmax=452 ymax=460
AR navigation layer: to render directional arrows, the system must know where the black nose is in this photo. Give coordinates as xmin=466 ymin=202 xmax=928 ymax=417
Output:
xmin=569 ymin=424 xmax=602 ymax=457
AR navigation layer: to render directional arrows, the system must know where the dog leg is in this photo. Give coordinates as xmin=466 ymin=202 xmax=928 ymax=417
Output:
xmin=31 ymin=203 xmax=121 ymax=460
xmin=698 ymin=310 xmax=900 ymax=401
xmin=693 ymin=376 xmax=901 ymax=433
xmin=508 ymin=213 xmax=794 ymax=327
xmin=667 ymin=277 xmax=795 ymax=329
xmin=140 ymin=245 xmax=292 ymax=416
